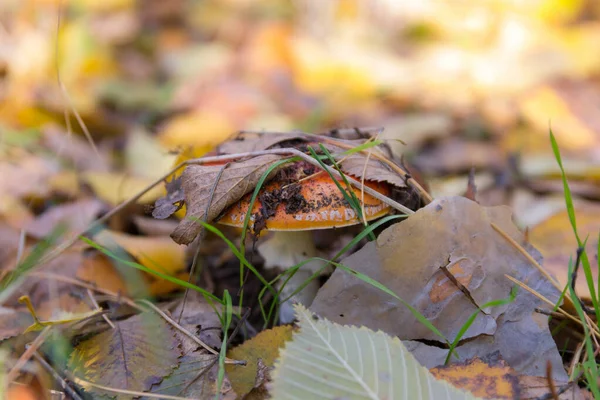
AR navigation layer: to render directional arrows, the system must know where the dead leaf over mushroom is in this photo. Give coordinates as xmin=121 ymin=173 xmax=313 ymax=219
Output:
xmin=169 ymin=154 xmax=285 ymax=244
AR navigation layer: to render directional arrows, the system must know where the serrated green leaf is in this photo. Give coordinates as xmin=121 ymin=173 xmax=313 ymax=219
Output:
xmin=271 ymin=305 xmax=483 ymax=400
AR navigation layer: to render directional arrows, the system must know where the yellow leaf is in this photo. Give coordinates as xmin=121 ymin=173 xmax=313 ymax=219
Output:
xmin=291 ymin=38 xmax=377 ymax=102
xmin=430 ymin=355 xmax=520 ymax=399
xmin=519 ymin=85 xmax=597 ymax=151
xmin=158 ymin=111 xmax=235 ymax=155
xmin=529 ymin=201 xmax=600 ymax=300
xmin=226 ymin=325 xmax=294 ymax=397
xmin=84 ymin=231 xmax=188 ymax=296
xmin=533 ymin=0 xmax=584 ymax=25
xmin=48 ymin=170 xmax=81 ymax=198
xmin=82 ymin=171 xmax=164 ymax=206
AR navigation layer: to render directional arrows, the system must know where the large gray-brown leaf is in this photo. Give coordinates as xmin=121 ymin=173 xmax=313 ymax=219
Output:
xmin=68 ymin=312 xmax=180 ymax=398
xmin=311 ymin=196 xmax=566 ymax=380
xmin=171 ymin=154 xmax=283 ymax=244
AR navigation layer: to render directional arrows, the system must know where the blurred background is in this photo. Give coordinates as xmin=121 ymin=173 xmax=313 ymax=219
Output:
xmin=1 ymin=0 xmax=600 ymax=294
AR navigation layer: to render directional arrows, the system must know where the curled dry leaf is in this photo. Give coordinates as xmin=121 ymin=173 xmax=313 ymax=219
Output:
xmin=311 ymin=196 xmax=566 ymax=380
xmin=170 ymin=154 xmax=284 ymax=244
xmin=319 ymin=141 xmax=408 ymax=189
xmin=219 ymin=132 xmax=408 ymax=188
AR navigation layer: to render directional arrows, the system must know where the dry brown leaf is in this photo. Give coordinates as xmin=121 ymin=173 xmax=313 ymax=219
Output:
xmin=168 ymin=291 xmax=224 ymax=349
xmin=311 ymin=196 xmax=566 ymax=380
xmin=69 ymin=312 xmax=181 ymax=398
xmin=430 ymin=352 xmax=520 ymax=399
xmin=170 ymin=154 xmax=284 ymax=244
xmin=146 ymin=295 xmax=235 ymax=399
xmin=42 ymin=125 xmax=110 ymax=172
xmin=413 ymin=138 xmax=504 ymax=174
xmin=321 ymin=141 xmax=408 ymax=188
xmin=517 ymin=375 xmax=590 ymax=400
xmin=216 ymin=132 xmax=308 ymax=154
xmin=24 ymin=199 xmax=104 ymax=239
xmin=339 ymin=154 xmax=406 ymax=188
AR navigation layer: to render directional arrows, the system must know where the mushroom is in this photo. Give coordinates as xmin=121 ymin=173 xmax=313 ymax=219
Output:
xmin=217 ymin=161 xmax=393 ymax=323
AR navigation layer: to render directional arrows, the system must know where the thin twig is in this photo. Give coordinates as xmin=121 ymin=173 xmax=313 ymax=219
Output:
xmin=6 ymin=326 xmax=52 ymax=383
xmin=491 ymin=223 xmax=563 ymax=293
xmin=545 ymin=361 xmax=559 ymax=400
xmin=137 ymin=299 xmax=244 ymax=365
xmin=570 ymin=246 xmax=595 ymax=315
xmin=505 ymin=275 xmax=600 ymax=337
xmin=31 ymin=272 xmax=142 ymax=310
xmin=86 ymin=288 xmax=115 ymax=329
xmin=69 ymin=374 xmax=190 ymax=400
xmin=179 ymin=307 xmax=251 ymax=395
xmin=55 ymin=0 xmax=101 ymax=161
xmin=30 ymin=349 xmax=84 ymax=400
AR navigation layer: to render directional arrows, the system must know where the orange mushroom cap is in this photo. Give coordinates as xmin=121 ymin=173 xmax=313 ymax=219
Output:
xmin=217 ymin=170 xmax=392 ymax=231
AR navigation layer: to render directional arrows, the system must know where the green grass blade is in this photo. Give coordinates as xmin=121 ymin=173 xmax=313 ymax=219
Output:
xmin=321 ymin=258 xmax=449 ymax=344
xmin=238 ymin=157 xmax=298 ymax=286
xmin=331 ymin=214 xmax=406 ymax=261
xmin=308 ymin=145 xmax=375 ymax=241
xmin=193 ymin=220 xmax=277 ymax=323
xmin=81 ymin=236 xmax=224 ymax=304
xmin=567 ymin=255 xmax=600 ymax=397
xmin=0 ymin=227 xmax=64 ymax=291
xmin=339 ymin=139 xmax=383 ymax=156
xmin=444 ymin=286 xmax=518 ymax=364
xmin=215 ymin=290 xmax=233 ymax=400
xmin=549 ymin=130 xmax=600 ymax=317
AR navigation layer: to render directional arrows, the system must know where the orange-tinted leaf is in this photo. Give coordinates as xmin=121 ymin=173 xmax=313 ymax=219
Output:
xmin=529 ymin=201 xmax=600 ymax=300
xmin=226 ymin=325 xmax=294 ymax=397
xmin=430 ymin=353 xmax=520 ymax=399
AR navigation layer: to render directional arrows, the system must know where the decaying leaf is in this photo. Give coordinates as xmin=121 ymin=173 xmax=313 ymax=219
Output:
xmin=430 ymin=352 xmax=520 ymax=399
xmin=69 ymin=312 xmax=181 ymax=398
xmin=168 ymin=291 xmax=224 ymax=349
xmin=226 ymin=325 xmax=294 ymax=397
xmin=170 ymin=154 xmax=284 ymax=244
xmin=152 ymin=177 xmax=185 ymax=220
xmin=311 ymin=196 xmax=566 ymax=380
xmin=270 ymin=305 xmax=482 ymax=400
xmin=146 ymin=296 xmax=235 ymax=399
